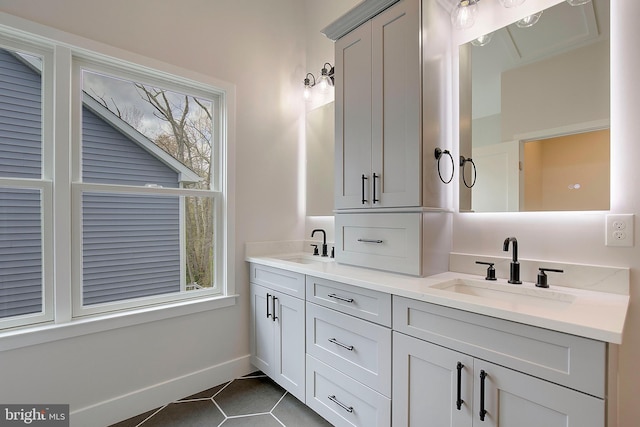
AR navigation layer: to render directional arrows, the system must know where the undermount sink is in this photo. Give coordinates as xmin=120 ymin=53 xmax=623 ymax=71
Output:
xmin=431 ymin=278 xmax=576 ymax=309
xmin=275 ymin=255 xmax=334 ymax=265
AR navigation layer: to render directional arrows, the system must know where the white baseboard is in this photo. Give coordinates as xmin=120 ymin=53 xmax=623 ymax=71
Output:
xmin=71 ymin=354 xmax=253 ymax=427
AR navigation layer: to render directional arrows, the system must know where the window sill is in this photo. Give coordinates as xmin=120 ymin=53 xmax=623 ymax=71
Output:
xmin=0 ymin=294 xmax=238 ymax=353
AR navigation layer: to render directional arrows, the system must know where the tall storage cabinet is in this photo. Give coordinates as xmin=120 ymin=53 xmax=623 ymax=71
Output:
xmin=334 ymin=0 xmax=422 ymax=209
xmin=249 ymin=264 xmax=306 ymax=402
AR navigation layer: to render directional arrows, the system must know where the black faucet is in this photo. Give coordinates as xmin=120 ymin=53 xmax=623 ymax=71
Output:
xmin=503 ymin=237 xmax=522 ymax=284
xmin=311 ymin=229 xmax=328 ymax=257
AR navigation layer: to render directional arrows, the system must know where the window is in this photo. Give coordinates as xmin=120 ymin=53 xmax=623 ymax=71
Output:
xmin=0 ymin=24 xmax=232 ymax=332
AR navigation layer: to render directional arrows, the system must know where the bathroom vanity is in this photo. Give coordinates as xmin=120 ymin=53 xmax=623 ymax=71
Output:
xmin=246 ymin=250 xmax=629 ymax=427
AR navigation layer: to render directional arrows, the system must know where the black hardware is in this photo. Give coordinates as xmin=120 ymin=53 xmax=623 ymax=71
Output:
xmin=435 ymin=147 xmax=454 ymax=184
xmin=329 ymin=338 xmax=355 ymax=351
xmin=361 ymin=174 xmax=368 ymax=204
xmin=310 ymin=244 xmax=319 ymax=256
xmin=475 ymin=261 xmax=497 ymax=281
xmin=328 ymin=293 xmax=354 ymax=303
xmin=460 ymin=156 xmax=477 ymax=188
xmin=503 ymin=237 xmax=522 ymax=284
xmin=266 ymin=293 xmax=272 ymax=319
xmin=536 ymin=268 xmax=564 ymax=288
xmin=328 ymin=395 xmax=353 ymax=413
xmin=331 ymin=246 xmax=335 ymax=258
xmin=311 ymin=229 xmax=328 ymax=257
xmin=272 ymin=296 xmax=278 ymax=322
xmin=373 ymin=173 xmax=380 ymax=204
xmin=479 ymin=370 xmax=487 ymax=421
xmin=456 ymin=362 xmax=464 ymax=410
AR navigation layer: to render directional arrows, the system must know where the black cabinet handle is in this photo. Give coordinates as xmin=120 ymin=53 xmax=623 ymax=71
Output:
xmin=479 ymin=370 xmax=487 ymax=421
xmin=328 ymin=338 xmax=354 ymax=351
xmin=328 ymin=293 xmax=354 ymax=303
xmin=373 ymin=173 xmax=379 ymax=204
xmin=361 ymin=174 xmax=368 ymax=204
xmin=266 ymin=293 xmax=271 ymax=319
xmin=272 ymin=296 xmax=278 ymax=322
xmin=328 ymin=395 xmax=354 ymax=413
xmin=456 ymin=362 xmax=464 ymax=410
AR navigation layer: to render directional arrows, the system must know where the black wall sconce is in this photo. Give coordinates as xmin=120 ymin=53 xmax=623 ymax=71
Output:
xmin=303 ymin=62 xmax=334 ymax=100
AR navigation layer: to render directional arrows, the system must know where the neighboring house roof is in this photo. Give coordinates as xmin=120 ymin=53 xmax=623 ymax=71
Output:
xmin=12 ymin=51 xmax=202 ymax=184
xmin=82 ymin=93 xmax=202 ymax=184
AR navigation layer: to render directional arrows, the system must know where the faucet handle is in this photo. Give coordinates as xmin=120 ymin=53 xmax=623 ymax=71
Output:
xmin=310 ymin=244 xmax=319 ymax=256
xmin=536 ymin=268 xmax=564 ymax=288
xmin=475 ymin=261 xmax=497 ymax=281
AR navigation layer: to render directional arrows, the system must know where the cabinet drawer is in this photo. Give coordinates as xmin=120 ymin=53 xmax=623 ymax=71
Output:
xmin=306 ymin=302 xmax=391 ymax=396
xmin=335 ymin=212 xmax=422 ymax=275
xmin=393 ymin=296 xmax=606 ymax=398
xmin=306 ymin=275 xmax=391 ymax=326
xmin=249 ymin=263 xmax=305 ymax=298
xmin=306 ymin=355 xmax=390 ymax=427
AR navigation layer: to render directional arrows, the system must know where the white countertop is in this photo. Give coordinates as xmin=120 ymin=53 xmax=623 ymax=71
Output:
xmin=246 ymin=253 xmax=629 ymax=344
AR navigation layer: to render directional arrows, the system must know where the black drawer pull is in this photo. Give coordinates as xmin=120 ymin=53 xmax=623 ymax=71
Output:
xmin=361 ymin=174 xmax=368 ymax=204
xmin=272 ymin=296 xmax=278 ymax=322
xmin=456 ymin=362 xmax=464 ymax=410
xmin=479 ymin=370 xmax=487 ymax=421
xmin=357 ymin=238 xmax=384 ymax=244
xmin=328 ymin=293 xmax=354 ymax=303
xmin=266 ymin=293 xmax=271 ymax=319
xmin=328 ymin=395 xmax=354 ymax=413
xmin=328 ymin=338 xmax=354 ymax=351
xmin=373 ymin=172 xmax=379 ymax=204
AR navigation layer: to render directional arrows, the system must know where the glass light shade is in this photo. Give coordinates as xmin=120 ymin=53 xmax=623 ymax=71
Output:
xmin=566 ymin=0 xmax=590 ymax=5
xmin=498 ymin=0 xmax=526 ymax=8
xmin=516 ymin=10 xmax=543 ymax=28
xmin=317 ymin=74 xmax=331 ymax=92
xmin=451 ymin=0 xmax=478 ymax=30
xmin=471 ymin=32 xmax=493 ymax=47
xmin=303 ymin=85 xmax=312 ymax=100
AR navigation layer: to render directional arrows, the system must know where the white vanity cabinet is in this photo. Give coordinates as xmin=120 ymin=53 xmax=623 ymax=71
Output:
xmin=248 ymin=264 xmax=305 ymax=402
xmin=305 ymin=275 xmax=392 ymax=427
xmin=392 ymin=296 xmax=607 ymax=427
xmin=334 ymin=0 xmax=423 ymax=209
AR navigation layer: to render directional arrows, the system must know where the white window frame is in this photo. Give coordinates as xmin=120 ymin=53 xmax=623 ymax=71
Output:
xmin=0 ymin=37 xmax=55 ymax=331
xmin=0 ymin=13 xmax=236 ymax=343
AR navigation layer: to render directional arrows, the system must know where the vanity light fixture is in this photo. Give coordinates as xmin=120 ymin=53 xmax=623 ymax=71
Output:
xmin=516 ymin=10 xmax=543 ymax=28
xmin=303 ymin=73 xmax=316 ymax=100
xmin=451 ymin=0 xmax=479 ymax=30
xmin=566 ymin=0 xmax=590 ymax=5
xmin=498 ymin=0 xmax=525 ymax=7
xmin=317 ymin=62 xmax=335 ymax=92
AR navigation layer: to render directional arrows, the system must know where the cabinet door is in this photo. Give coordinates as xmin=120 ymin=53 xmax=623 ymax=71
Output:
xmin=473 ymin=360 xmax=604 ymax=427
xmin=371 ymin=0 xmax=421 ymax=207
xmin=249 ymin=283 xmax=275 ymax=377
xmin=335 ymin=21 xmax=373 ymax=209
xmin=274 ymin=292 xmax=305 ymax=402
xmin=393 ymin=332 xmax=473 ymax=427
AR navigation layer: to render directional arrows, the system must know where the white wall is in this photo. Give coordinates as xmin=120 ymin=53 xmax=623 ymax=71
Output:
xmin=0 ymin=1 xmax=307 ymax=425
xmin=453 ymin=1 xmax=640 ymax=425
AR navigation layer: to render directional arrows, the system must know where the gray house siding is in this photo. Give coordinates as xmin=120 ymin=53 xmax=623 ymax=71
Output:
xmin=81 ymin=106 xmax=182 ymax=305
xmin=0 ymin=48 xmax=41 ymax=179
xmin=0 ymin=47 xmax=43 ymax=319
xmin=0 ymin=188 xmax=42 ymax=318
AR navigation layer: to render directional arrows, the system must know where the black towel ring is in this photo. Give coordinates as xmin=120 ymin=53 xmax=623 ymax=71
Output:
xmin=434 ymin=148 xmax=454 ymax=184
xmin=460 ymin=156 xmax=477 ymax=188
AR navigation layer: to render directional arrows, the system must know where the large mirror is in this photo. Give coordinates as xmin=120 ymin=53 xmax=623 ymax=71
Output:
xmin=306 ymin=102 xmax=335 ymax=216
xmin=459 ymin=0 xmax=610 ymax=212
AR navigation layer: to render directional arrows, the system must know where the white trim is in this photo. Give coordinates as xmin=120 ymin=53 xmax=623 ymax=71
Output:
xmin=513 ymin=118 xmax=611 ymax=142
xmin=0 ymin=294 xmax=237 ymax=353
xmin=321 ymin=0 xmax=401 ymax=40
xmin=71 ymin=353 xmax=251 ymax=427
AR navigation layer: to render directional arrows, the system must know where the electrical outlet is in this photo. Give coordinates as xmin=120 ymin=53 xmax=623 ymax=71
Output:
xmin=606 ymin=214 xmax=634 ymax=247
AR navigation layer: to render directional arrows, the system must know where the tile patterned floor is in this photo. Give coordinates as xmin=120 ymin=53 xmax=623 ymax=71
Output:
xmin=109 ymin=372 xmax=333 ymax=427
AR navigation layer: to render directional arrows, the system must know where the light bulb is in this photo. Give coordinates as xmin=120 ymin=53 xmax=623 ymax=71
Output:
xmin=516 ymin=10 xmax=543 ymax=28
xmin=451 ymin=0 xmax=479 ymax=30
xmin=498 ymin=0 xmax=526 ymax=8
xmin=471 ymin=32 xmax=493 ymax=47
xmin=317 ymin=75 xmax=331 ymax=92
xmin=303 ymin=86 xmax=311 ymax=100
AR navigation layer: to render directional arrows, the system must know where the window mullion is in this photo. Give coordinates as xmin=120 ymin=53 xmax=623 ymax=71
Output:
xmin=52 ymin=45 xmax=73 ymax=324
